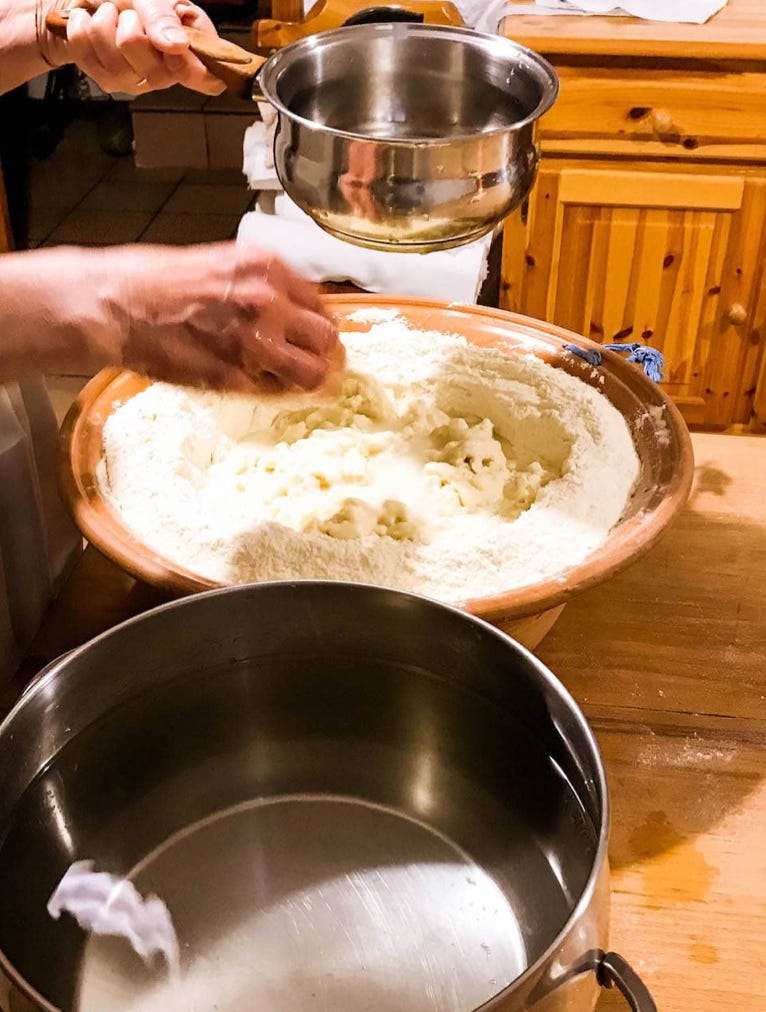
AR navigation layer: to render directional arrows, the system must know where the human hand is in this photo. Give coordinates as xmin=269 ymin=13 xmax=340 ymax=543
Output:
xmin=0 ymin=243 xmax=342 ymax=392
xmin=104 ymin=241 xmax=343 ymax=393
xmin=43 ymin=0 xmax=225 ymax=95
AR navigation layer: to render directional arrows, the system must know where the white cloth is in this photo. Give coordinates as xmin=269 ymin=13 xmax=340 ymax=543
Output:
xmin=293 ymin=0 xmax=728 ymax=34
xmin=0 ymin=380 xmax=81 ymax=683
xmin=472 ymin=1 xmax=509 ymax=32
xmin=237 ymin=195 xmax=493 ymax=304
xmin=48 ymin=861 xmax=180 ymax=975
xmin=507 ymin=0 xmax=727 ymax=23
xmin=242 ymin=116 xmax=280 ymax=191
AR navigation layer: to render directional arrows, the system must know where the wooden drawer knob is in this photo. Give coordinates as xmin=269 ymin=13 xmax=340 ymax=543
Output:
xmin=651 ymin=109 xmax=675 ymax=135
xmin=727 ymin=303 xmax=747 ymax=325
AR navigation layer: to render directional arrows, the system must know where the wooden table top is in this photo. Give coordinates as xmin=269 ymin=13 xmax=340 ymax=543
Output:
xmin=6 ymin=431 xmax=766 ymax=1010
xmin=501 ymin=0 xmax=766 ymax=61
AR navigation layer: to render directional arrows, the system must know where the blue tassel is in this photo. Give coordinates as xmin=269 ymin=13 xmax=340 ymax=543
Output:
xmin=605 ymin=343 xmax=665 ymax=383
xmin=564 ymin=342 xmax=664 ymax=383
xmin=563 ymin=343 xmax=603 ymax=367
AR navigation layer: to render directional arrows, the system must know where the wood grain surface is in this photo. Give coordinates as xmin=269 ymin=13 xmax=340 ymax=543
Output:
xmin=5 ymin=432 xmax=766 ymax=1011
xmin=538 ymin=432 xmax=766 ymax=1007
xmin=501 ymin=0 xmax=766 ymax=60
xmin=539 ymin=63 xmax=766 ymax=164
xmin=255 ymin=0 xmax=464 ymax=47
xmin=501 ymin=162 xmax=766 ymax=430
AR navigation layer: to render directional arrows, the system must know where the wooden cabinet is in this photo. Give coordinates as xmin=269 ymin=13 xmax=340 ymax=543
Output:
xmin=503 ymin=163 xmax=766 ymax=427
xmin=500 ymin=2 xmax=766 ymax=430
xmin=536 ymin=62 xmax=766 ymax=163
xmin=270 ymin=1 xmax=303 ymax=17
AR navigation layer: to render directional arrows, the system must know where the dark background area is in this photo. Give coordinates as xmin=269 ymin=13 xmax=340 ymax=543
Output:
xmin=0 ymin=1 xmax=266 ymax=249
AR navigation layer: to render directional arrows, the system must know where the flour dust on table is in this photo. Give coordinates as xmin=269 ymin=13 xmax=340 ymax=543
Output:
xmin=98 ymin=313 xmax=640 ymax=601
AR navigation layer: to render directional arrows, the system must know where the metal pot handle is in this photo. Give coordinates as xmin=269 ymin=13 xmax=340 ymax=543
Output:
xmin=598 ymin=953 xmax=657 ymax=1012
xmin=343 ymin=7 xmax=425 ymax=25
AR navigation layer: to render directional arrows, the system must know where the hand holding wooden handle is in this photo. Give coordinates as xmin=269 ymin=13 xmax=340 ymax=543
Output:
xmin=177 ymin=28 xmax=266 ymax=99
xmin=44 ymin=5 xmax=265 ymax=99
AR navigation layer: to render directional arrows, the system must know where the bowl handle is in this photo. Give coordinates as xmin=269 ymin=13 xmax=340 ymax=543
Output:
xmin=598 ymin=952 xmax=657 ymax=1011
xmin=343 ymin=7 xmax=425 ymax=25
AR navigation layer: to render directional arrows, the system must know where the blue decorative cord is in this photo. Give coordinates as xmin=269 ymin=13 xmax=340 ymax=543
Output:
xmin=564 ymin=342 xmax=664 ymax=383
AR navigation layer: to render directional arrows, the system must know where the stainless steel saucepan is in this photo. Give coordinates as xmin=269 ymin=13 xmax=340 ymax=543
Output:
xmin=0 ymin=583 xmax=655 ymax=1011
xmin=47 ymin=16 xmax=558 ymax=252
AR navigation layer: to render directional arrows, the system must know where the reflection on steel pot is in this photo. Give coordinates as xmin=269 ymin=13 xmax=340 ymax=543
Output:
xmin=0 ymin=583 xmax=655 ymax=1011
xmin=44 ymin=16 xmax=557 ymax=253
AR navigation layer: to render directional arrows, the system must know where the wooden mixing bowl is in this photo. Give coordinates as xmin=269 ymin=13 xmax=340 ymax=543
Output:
xmin=60 ymin=297 xmax=694 ymax=649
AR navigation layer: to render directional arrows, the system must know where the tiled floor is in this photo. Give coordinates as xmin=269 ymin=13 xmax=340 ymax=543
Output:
xmin=27 ymin=116 xmax=256 ymax=417
xmin=29 ymin=117 xmax=254 ymax=249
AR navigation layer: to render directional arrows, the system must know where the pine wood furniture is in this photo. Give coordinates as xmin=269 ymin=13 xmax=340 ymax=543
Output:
xmin=258 ymin=0 xmax=464 ymax=47
xmin=499 ymin=0 xmax=766 ymax=432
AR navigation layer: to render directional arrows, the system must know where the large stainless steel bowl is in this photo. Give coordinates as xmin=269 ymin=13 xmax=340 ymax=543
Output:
xmin=0 ymin=584 xmax=654 ymax=1011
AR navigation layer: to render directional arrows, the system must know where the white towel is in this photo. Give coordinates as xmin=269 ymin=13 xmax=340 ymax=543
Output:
xmin=506 ymin=0 xmax=727 ymax=24
xmin=242 ymin=104 xmax=280 ymax=191
xmin=236 ymin=196 xmax=493 ymax=303
xmin=274 ymin=2 xmax=729 ymax=39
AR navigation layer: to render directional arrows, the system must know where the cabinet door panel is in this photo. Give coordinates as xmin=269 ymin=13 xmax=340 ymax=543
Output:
xmin=502 ymin=164 xmax=765 ymax=426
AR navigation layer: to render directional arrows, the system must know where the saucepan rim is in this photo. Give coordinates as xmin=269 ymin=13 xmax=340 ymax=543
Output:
xmin=255 ymin=22 xmax=560 ymax=145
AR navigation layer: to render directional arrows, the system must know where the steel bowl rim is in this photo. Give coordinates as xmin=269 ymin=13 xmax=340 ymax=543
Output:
xmin=0 ymin=580 xmax=609 ymax=1012
xmin=257 ymin=22 xmax=560 ymax=145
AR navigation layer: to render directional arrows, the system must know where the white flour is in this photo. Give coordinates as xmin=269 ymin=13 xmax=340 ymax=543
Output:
xmin=98 ymin=315 xmax=640 ymax=601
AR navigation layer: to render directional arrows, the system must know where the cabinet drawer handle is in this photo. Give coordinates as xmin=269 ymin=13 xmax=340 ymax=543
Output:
xmin=650 ymin=109 xmax=675 ymax=136
xmin=727 ymin=303 xmax=747 ymax=325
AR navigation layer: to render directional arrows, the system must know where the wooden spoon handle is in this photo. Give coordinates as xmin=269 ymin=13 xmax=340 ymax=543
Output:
xmin=181 ymin=28 xmax=267 ymax=99
xmin=45 ymin=0 xmax=96 ymax=38
xmin=44 ymin=7 xmax=266 ymax=99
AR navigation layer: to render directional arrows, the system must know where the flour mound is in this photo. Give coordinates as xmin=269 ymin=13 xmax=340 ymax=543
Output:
xmin=98 ymin=316 xmax=640 ymax=601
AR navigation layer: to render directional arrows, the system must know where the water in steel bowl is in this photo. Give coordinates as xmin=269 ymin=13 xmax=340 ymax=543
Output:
xmin=288 ymin=77 xmax=528 ymax=139
xmin=0 ymin=648 xmax=597 ymax=1011
xmin=75 ymin=795 xmax=528 ymax=1011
